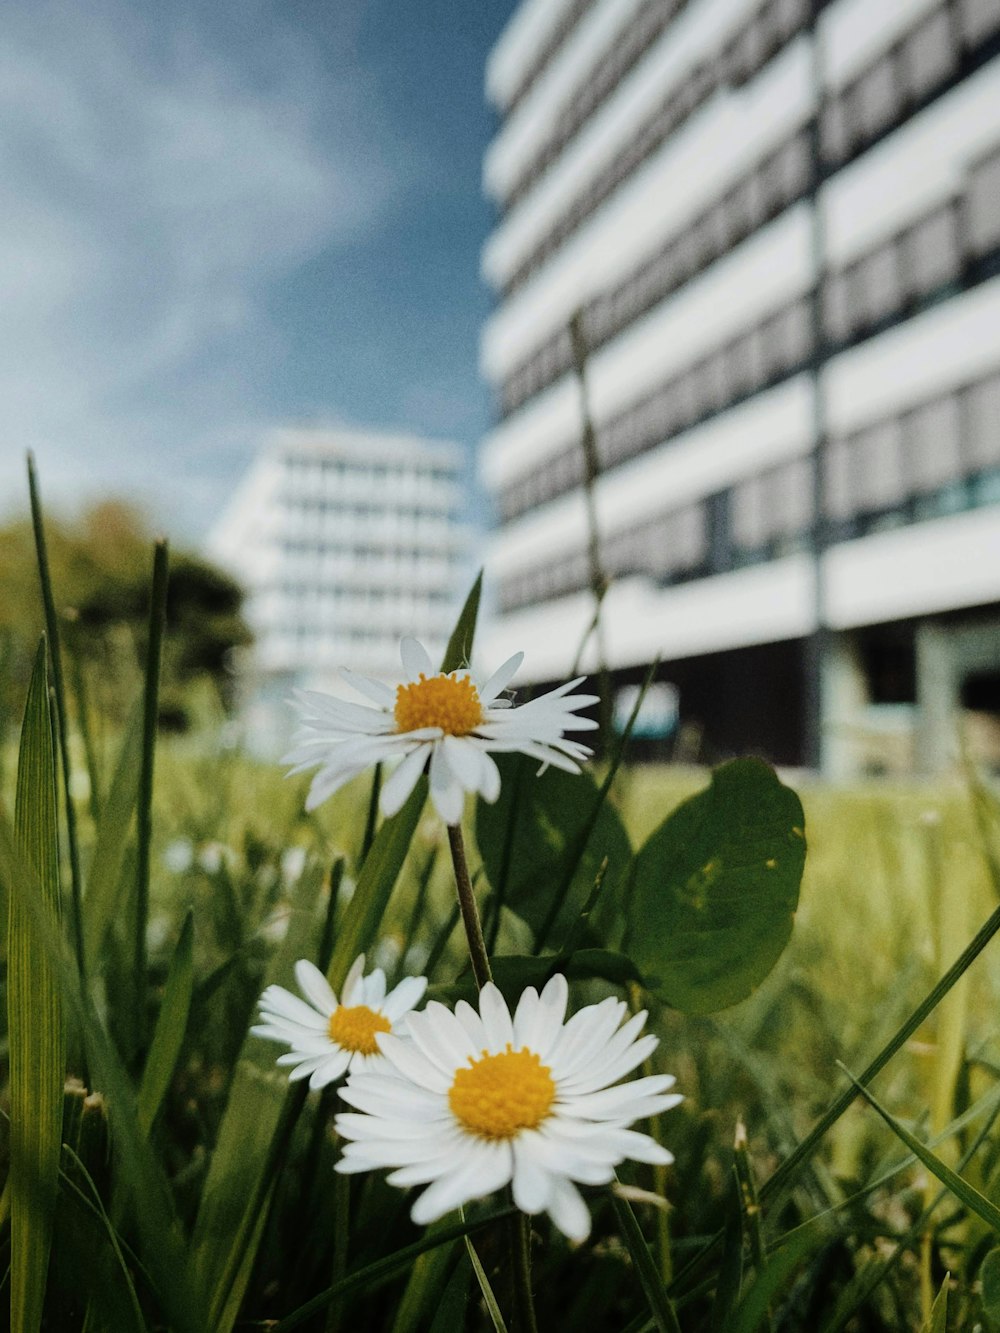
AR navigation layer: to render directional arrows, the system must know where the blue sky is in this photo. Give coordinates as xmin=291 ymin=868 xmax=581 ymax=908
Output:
xmin=1 ymin=0 xmax=515 ymax=540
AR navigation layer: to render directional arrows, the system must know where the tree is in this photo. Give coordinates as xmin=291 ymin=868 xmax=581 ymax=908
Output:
xmin=0 ymin=501 xmax=252 ymax=736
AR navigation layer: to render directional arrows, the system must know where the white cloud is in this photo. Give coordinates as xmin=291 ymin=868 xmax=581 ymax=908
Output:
xmin=0 ymin=0 xmax=403 ymax=541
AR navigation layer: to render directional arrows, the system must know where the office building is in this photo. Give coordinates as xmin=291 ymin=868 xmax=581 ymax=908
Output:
xmin=208 ymin=427 xmax=471 ymax=749
xmin=479 ymin=0 xmax=1000 ymax=773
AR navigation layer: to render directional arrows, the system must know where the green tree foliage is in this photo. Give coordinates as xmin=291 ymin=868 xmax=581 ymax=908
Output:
xmin=0 ymin=501 xmax=251 ymax=732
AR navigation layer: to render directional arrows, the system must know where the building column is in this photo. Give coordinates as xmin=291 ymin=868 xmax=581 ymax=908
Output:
xmin=820 ymin=630 xmax=869 ymax=779
xmin=915 ymin=621 xmax=959 ymax=774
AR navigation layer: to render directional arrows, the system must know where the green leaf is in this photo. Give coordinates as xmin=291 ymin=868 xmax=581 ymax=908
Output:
xmin=845 ymin=1066 xmax=1000 ymax=1233
xmin=982 ymin=1249 xmax=1000 ymax=1321
xmin=919 ymin=1275 xmax=949 ymax=1333
xmin=82 ymin=699 xmax=143 ymax=964
xmin=476 ymin=753 xmax=632 ymax=945
xmin=441 ymin=570 xmax=482 ymax=672
xmin=9 ymin=640 xmax=65 ymax=1333
xmin=628 ymin=758 xmax=805 ymax=1013
xmin=729 ymin=1230 xmax=820 ymax=1333
xmin=137 ymin=910 xmax=194 ymax=1137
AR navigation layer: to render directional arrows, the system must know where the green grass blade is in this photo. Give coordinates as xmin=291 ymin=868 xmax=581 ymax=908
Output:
xmin=0 ymin=805 xmax=206 ymax=1333
xmin=919 ymin=1275 xmax=949 ymax=1333
xmin=326 ymin=777 xmax=428 ymax=992
xmin=843 ymin=1064 xmax=1000 ymax=1233
xmin=441 ymin=570 xmax=482 ymax=672
xmin=271 ymin=1204 xmax=518 ymax=1332
xmin=134 ymin=538 xmax=169 ymax=1053
xmin=26 ymin=455 xmax=86 ymax=982
xmin=464 ymin=1232 xmax=509 ymax=1332
xmin=190 ymin=865 xmax=324 ymax=1331
xmin=9 ymin=640 xmax=65 ymax=1333
xmin=612 ymin=1190 xmax=683 ymax=1333
xmin=729 ymin=1231 xmax=820 ymax=1333
xmin=137 ymin=911 xmax=194 ymax=1137
xmin=82 ymin=700 xmax=143 ymax=964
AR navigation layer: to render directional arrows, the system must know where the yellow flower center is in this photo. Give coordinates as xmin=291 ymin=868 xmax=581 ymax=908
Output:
xmin=448 ymin=1045 xmax=556 ymax=1140
xmin=394 ymin=672 xmax=484 ymax=736
xmin=328 ymin=1004 xmax=391 ymax=1055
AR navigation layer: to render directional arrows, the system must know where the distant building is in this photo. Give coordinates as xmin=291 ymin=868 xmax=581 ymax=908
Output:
xmin=208 ymin=427 xmax=471 ymax=751
xmin=480 ymin=0 xmax=1000 ymax=774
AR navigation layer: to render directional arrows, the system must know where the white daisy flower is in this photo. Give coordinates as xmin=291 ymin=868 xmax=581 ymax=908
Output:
xmin=284 ymin=636 xmax=598 ymax=826
xmin=334 ymin=974 xmax=682 ymax=1243
xmin=252 ymin=954 xmax=428 ymax=1090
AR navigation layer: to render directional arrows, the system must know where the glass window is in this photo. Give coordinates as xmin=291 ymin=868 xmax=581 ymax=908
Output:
xmin=861 ymin=58 xmax=902 ymax=137
xmin=966 ymin=150 xmax=1000 ymax=257
xmin=855 ymin=420 xmax=906 ymax=511
xmin=963 ymin=374 xmax=1000 ymax=470
xmin=902 ymin=205 xmax=961 ymax=296
xmin=773 ymin=457 xmax=813 ymax=535
xmin=858 ymin=244 xmax=901 ymax=328
xmin=731 ymin=474 xmax=768 ymax=549
xmin=902 ymin=11 xmax=957 ymax=103
xmin=906 ymin=396 xmax=962 ymax=492
xmin=959 ymin=0 xmax=1000 ymax=45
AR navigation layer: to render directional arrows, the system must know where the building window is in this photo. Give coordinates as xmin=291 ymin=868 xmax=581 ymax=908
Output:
xmin=966 ymin=149 xmax=1000 ymax=257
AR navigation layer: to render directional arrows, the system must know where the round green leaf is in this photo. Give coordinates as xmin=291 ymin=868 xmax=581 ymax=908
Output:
xmin=628 ymin=757 xmax=805 ymax=1013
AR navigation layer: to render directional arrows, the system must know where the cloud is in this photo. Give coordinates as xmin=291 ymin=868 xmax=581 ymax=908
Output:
xmin=0 ymin=0 xmax=404 ymax=539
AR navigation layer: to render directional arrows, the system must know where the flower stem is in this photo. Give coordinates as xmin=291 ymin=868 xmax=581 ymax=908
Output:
xmin=446 ymin=824 xmax=492 ymax=991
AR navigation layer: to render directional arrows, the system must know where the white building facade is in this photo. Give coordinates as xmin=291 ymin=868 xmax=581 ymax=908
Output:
xmin=480 ymin=0 xmax=1000 ymax=773
xmin=209 ymin=428 xmax=471 ymax=748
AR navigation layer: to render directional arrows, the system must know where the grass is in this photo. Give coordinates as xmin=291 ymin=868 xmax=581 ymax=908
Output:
xmin=4 ymin=624 xmax=1000 ymax=1328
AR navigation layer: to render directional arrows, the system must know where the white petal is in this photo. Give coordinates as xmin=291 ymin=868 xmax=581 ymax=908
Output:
xmin=377 ymin=1032 xmax=453 ymax=1093
xmin=361 ymin=968 xmax=387 ymax=1008
xmin=294 ymin=960 xmax=336 ymax=1016
xmin=308 ymin=1049 xmax=352 ymax=1089
xmin=407 ymin=1003 xmax=477 ymax=1073
xmin=478 ymin=750 xmax=502 ymax=803
xmin=380 ymin=744 xmax=430 ymax=817
xmin=478 ymin=652 xmax=524 ymax=705
xmin=478 ymin=983 xmax=514 ymax=1052
xmin=429 ymin=745 xmax=465 ymax=826
xmin=257 ymin=986 xmax=327 ymax=1032
xmin=511 ymin=1137 xmax=554 ymax=1214
xmin=400 ymin=637 xmax=434 ymax=679
xmin=340 ymin=667 xmax=396 ymax=706
xmin=452 ymin=999 xmax=488 ymax=1050
xmin=442 ymin=735 xmax=485 ymax=792
xmin=340 ymin=954 xmax=366 ymax=1007
xmin=410 ymin=1140 xmax=512 ymax=1224
xmin=382 ymin=975 xmax=428 ymax=1022
xmin=547 ymin=1177 xmax=592 ymax=1243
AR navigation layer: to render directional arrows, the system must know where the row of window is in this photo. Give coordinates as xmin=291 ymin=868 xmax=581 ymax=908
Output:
xmin=498 ymin=171 xmax=1000 ymax=526
xmin=503 ymin=0 xmax=689 ymax=213
xmin=499 ymin=0 xmax=997 ymax=313
xmin=497 ymin=368 xmax=1000 ymax=613
xmin=501 ymin=16 xmax=1000 ymax=419
xmin=820 ymin=0 xmax=1000 ymax=171
xmin=825 ymin=147 xmax=1000 ymax=344
xmin=502 ymin=0 xmax=809 ymax=298
xmin=269 ymin=584 xmax=454 ymax=607
xmin=282 ymin=458 xmax=457 ymax=486
xmin=279 ymin=499 xmax=459 ymax=524
xmin=500 ymin=128 xmax=813 ymax=417
xmin=278 ymin=540 xmax=464 ymax=563
xmin=498 ymin=294 xmax=813 ymax=523
xmin=502 ymin=0 xmax=606 ymax=121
